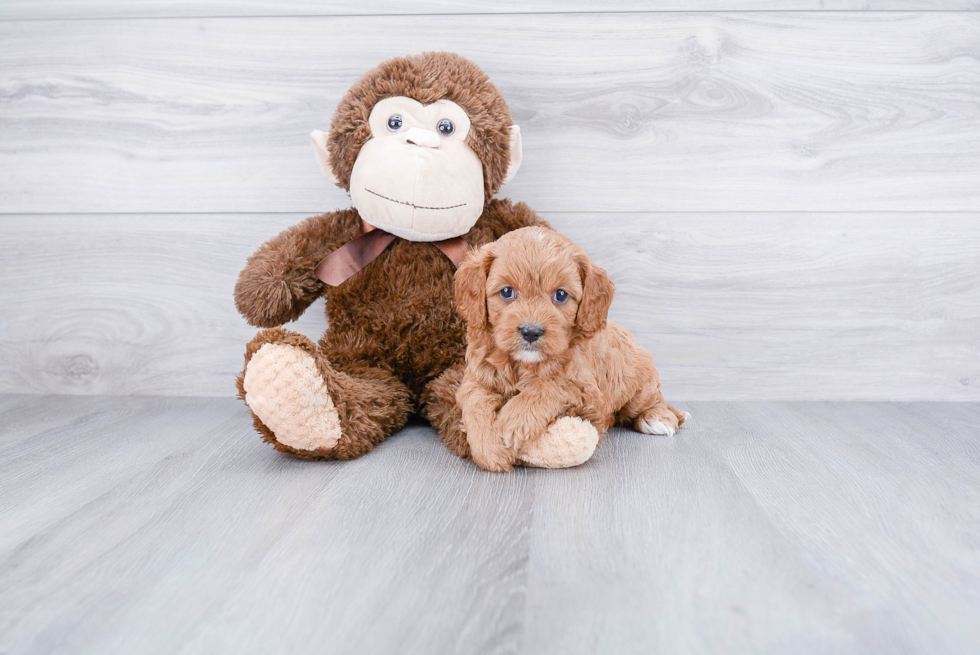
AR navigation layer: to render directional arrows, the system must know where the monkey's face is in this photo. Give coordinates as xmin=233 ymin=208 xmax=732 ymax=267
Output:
xmin=346 ymin=97 xmax=485 ymax=242
xmin=312 ymin=53 xmax=525 ymax=241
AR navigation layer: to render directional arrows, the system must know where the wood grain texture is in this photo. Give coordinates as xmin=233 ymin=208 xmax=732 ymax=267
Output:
xmin=524 ymin=401 xmax=980 ymax=654
xmin=0 ymin=398 xmax=532 ymax=655
xmin=2 ymin=212 xmax=977 ymax=400
xmin=0 ymin=214 xmax=321 ymax=397
xmin=2 ymin=1 xmax=977 ymax=20
xmin=2 ymin=12 xmax=979 ymax=214
xmin=1 ymin=397 xmax=978 ymax=653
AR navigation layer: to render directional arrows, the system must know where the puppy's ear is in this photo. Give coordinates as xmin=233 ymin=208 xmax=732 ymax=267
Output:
xmin=575 ymin=256 xmax=615 ymax=338
xmin=455 ymin=244 xmax=495 ymax=329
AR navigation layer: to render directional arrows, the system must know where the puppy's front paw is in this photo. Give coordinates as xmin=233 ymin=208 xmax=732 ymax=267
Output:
xmin=496 ymin=401 xmax=545 ymax=451
xmin=469 ymin=439 xmax=517 ymax=473
xmin=466 ymin=427 xmax=518 ymax=472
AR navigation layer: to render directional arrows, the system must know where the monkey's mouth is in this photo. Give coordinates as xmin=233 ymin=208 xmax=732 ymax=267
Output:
xmin=365 ymin=189 xmax=466 ymax=211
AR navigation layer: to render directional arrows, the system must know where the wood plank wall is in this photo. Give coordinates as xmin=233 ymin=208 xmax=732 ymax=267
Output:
xmin=1 ymin=3 xmax=978 ymax=400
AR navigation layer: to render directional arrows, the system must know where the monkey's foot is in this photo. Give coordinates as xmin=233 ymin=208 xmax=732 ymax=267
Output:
xmin=518 ymin=416 xmax=599 ymax=469
xmin=242 ymin=342 xmax=342 ymax=452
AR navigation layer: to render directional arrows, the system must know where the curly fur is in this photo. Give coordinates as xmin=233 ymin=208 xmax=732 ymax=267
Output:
xmin=454 ymin=227 xmax=686 ymax=472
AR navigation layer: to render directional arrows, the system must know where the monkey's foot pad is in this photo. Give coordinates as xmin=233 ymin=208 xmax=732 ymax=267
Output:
xmin=518 ymin=416 xmax=599 ymax=469
xmin=242 ymin=343 xmax=342 ymax=451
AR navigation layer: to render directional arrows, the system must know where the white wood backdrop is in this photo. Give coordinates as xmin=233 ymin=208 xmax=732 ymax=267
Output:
xmin=1 ymin=3 xmax=978 ymax=400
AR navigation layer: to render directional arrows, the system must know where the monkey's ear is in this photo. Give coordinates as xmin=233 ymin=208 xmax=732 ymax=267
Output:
xmin=454 ymin=245 xmax=495 ymax=330
xmin=502 ymin=125 xmax=523 ymax=185
xmin=310 ymin=129 xmax=340 ymax=185
xmin=575 ymin=257 xmax=615 ymax=338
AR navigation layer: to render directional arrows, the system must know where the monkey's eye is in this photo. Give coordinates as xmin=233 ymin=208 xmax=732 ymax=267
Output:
xmin=552 ymin=289 xmax=569 ymax=304
xmin=387 ymin=115 xmax=403 ymax=131
xmin=499 ymin=287 xmax=516 ymax=302
xmin=437 ymin=119 xmax=455 ymax=136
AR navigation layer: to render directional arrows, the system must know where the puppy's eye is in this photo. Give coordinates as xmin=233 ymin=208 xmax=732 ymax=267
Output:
xmin=437 ymin=119 xmax=455 ymax=136
xmin=552 ymin=289 xmax=569 ymax=304
xmin=387 ymin=115 xmax=403 ymax=131
xmin=499 ymin=287 xmax=516 ymax=302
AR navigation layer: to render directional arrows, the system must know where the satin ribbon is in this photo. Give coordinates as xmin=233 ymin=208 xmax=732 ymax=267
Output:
xmin=314 ymin=228 xmax=471 ymax=287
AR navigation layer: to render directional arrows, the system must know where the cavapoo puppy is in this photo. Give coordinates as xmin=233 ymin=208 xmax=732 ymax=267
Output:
xmin=455 ymin=226 xmax=687 ymax=472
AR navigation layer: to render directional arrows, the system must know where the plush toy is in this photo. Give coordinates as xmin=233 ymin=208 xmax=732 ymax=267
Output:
xmin=234 ymin=52 xmax=598 ymax=467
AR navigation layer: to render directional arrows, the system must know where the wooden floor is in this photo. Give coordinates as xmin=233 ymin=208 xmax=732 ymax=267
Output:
xmin=0 ymin=396 xmax=977 ymax=654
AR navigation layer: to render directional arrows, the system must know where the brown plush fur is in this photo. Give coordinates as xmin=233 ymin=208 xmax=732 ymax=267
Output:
xmin=454 ymin=227 xmax=686 ymax=472
xmin=236 ymin=328 xmax=411 ymax=460
xmin=420 ymin=362 xmax=469 ymax=458
xmin=235 ymin=200 xmax=548 ymax=460
xmin=327 ymin=52 xmax=514 ymax=201
xmin=234 ymin=52 xmax=548 ymax=460
xmin=235 ymin=53 xmax=545 ymax=459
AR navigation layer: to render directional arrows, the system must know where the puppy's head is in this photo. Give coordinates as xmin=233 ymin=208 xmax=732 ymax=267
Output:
xmin=455 ymin=226 xmax=614 ymax=364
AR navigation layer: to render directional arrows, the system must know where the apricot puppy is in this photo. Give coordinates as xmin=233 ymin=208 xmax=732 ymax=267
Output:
xmin=455 ymin=226 xmax=688 ymax=472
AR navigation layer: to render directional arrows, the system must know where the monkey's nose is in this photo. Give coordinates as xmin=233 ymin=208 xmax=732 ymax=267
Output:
xmin=520 ymin=325 xmax=545 ymax=343
xmin=404 ymin=127 xmax=441 ymax=148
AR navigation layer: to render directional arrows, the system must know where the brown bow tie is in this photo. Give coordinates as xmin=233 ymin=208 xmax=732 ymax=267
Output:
xmin=314 ymin=229 xmax=471 ymax=287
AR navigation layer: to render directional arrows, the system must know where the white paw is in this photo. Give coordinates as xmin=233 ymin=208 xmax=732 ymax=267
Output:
xmin=243 ymin=343 xmax=342 ymax=451
xmin=638 ymin=419 xmax=676 ymax=437
xmin=682 ymin=411 xmax=692 ymax=423
xmin=518 ymin=416 xmax=599 ymax=469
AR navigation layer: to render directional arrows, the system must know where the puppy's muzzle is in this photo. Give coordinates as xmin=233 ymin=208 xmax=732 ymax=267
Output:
xmin=520 ymin=325 xmax=545 ymax=344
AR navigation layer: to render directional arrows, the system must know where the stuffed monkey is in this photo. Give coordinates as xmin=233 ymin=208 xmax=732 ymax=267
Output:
xmin=234 ymin=52 xmax=599 ymax=467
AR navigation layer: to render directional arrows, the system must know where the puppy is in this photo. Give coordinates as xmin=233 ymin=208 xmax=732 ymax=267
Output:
xmin=454 ymin=226 xmax=687 ymax=472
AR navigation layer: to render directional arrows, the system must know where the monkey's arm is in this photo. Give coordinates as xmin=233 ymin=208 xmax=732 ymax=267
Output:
xmin=234 ymin=211 xmax=350 ymax=327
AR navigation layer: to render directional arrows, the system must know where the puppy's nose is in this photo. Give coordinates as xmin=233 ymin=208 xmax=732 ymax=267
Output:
xmin=520 ymin=325 xmax=545 ymax=343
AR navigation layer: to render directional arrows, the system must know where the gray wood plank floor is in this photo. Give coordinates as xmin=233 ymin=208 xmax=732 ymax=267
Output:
xmin=1 ymin=396 xmax=977 ymax=654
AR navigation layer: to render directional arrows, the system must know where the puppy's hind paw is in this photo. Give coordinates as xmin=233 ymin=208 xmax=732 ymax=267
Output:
xmin=637 ymin=419 xmax=676 ymax=437
xmin=635 ymin=402 xmax=682 ymax=437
